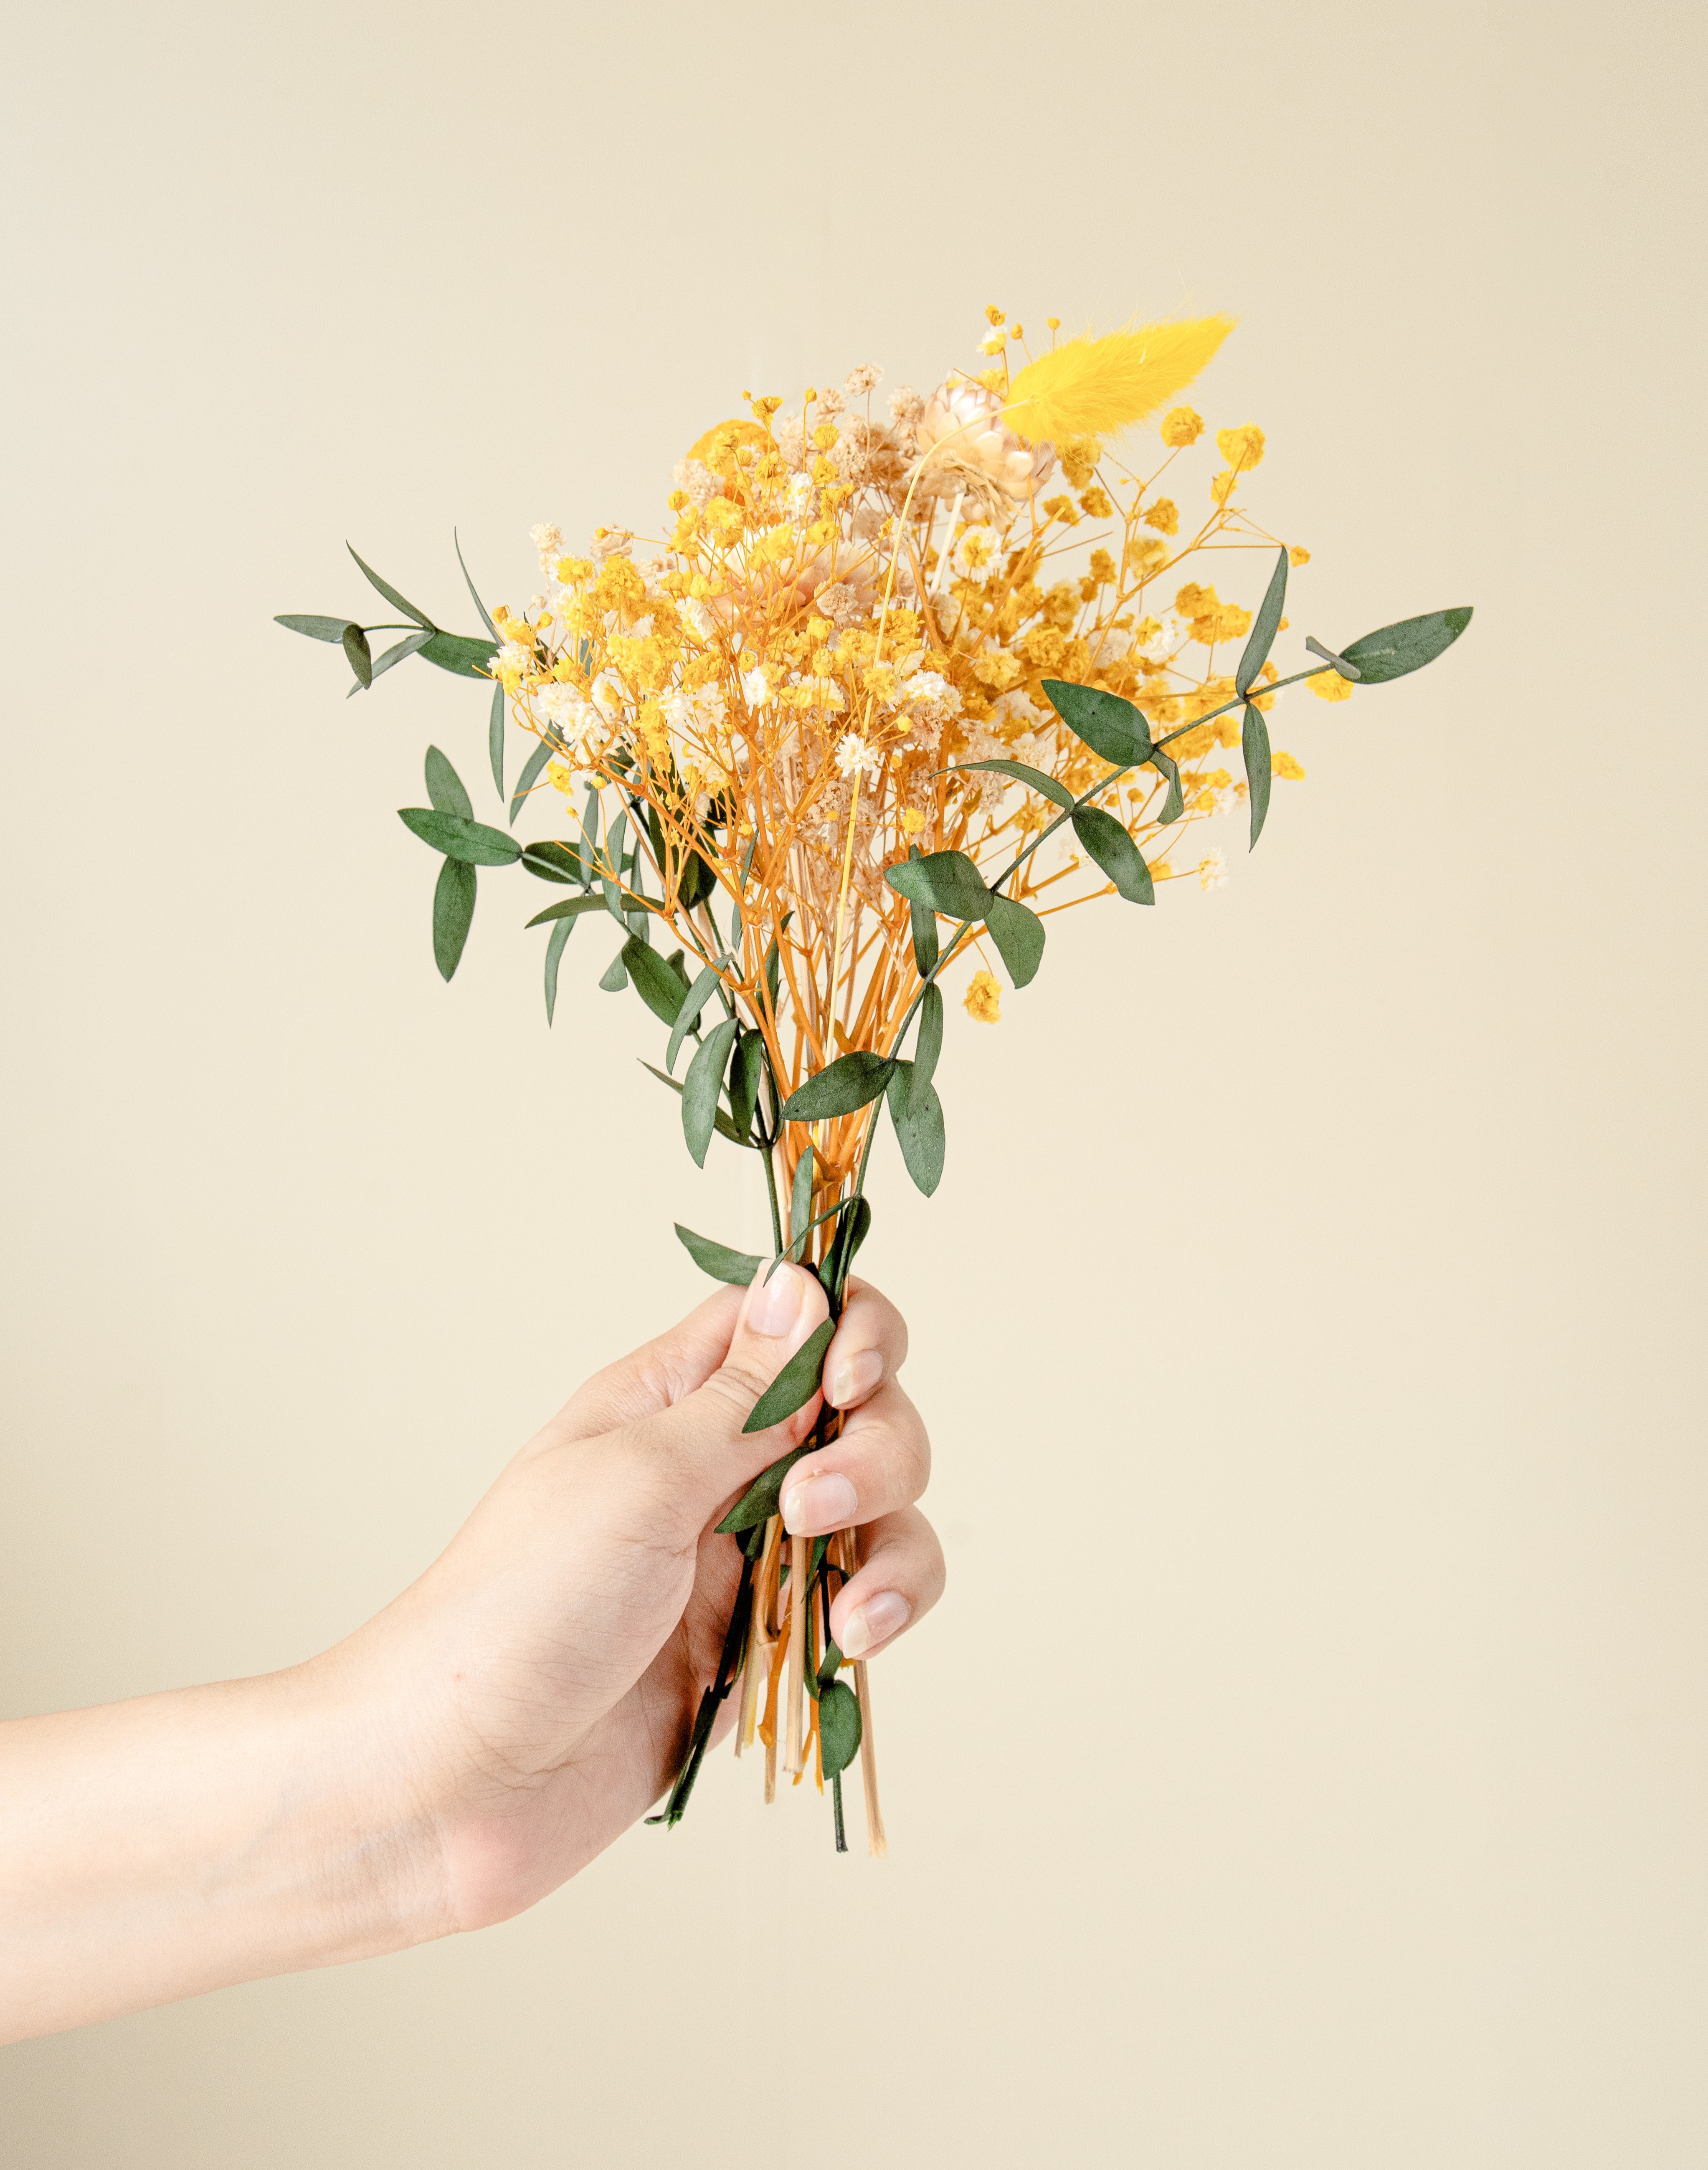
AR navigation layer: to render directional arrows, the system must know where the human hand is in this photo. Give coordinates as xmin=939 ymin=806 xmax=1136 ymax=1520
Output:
xmin=345 ymin=1263 xmax=943 ymax=1932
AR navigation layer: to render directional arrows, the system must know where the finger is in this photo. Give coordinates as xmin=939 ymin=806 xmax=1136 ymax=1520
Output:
xmin=821 ymin=1276 xmax=909 ymax=1413
xmin=625 ymin=1260 xmax=831 ymax=1525
xmin=777 ymin=1378 xmax=930 ymax=1538
xmin=828 ymin=1506 xmax=945 ymax=1659
xmin=550 ymin=1282 xmax=746 ymax=1441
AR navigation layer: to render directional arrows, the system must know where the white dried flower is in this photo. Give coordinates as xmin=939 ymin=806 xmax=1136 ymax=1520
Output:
xmin=914 ymin=379 xmax=1055 ymax=503
xmin=538 ymin=683 xmax=603 ymax=755
xmin=679 ymin=595 xmax=715 ymax=642
xmin=1198 ymin=849 xmax=1228 ymax=891
xmin=835 ymin=732 xmax=880 ymax=781
xmin=814 ymin=386 xmax=846 ymax=419
xmin=1135 ymin=612 xmax=1190 ymax=663
xmin=740 ymin=667 xmax=771 ymax=710
xmin=844 ymin=362 xmax=882 ymax=398
xmin=813 ymin=582 xmax=864 ymax=629
xmin=590 ymin=527 xmax=634 ymax=562
xmin=672 ymin=458 xmax=720 ymax=509
xmin=887 ymin=384 xmax=925 ymax=430
xmin=530 ymin=522 xmax=564 ymax=575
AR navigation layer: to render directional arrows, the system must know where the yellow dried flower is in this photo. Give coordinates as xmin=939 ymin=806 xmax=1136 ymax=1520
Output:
xmin=900 ymin=809 xmax=925 ymax=835
xmin=1290 ymin=545 xmax=1311 ymax=567
xmin=964 ymin=970 xmax=1002 ymax=1023
xmin=1310 ymin=671 xmax=1353 ymax=702
xmin=1143 ymin=498 xmax=1178 ymax=534
xmin=1160 ymin=405 xmax=1204 ymax=448
xmin=1274 ymin=751 xmax=1306 ymax=780
xmin=1215 ymin=423 xmax=1266 ymax=472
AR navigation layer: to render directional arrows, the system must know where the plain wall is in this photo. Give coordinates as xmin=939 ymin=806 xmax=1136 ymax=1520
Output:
xmin=2 ymin=0 xmax=1704 ymax=2162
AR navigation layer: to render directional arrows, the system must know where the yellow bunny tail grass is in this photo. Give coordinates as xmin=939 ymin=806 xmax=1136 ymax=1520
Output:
xmin=1004 ymin=315 xmax=1236 ymax=446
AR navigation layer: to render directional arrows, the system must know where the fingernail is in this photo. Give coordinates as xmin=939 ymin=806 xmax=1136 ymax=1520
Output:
xmin=781 ymin=1471 xmax=858 ymax=1535
xmin=839 ymin=1590 xmax=911 ymax=1657
xmin=828 ymin=1347 xmax=883 ymax=1408
xmin=747 ymin=1263 xmax=806 ymax=1339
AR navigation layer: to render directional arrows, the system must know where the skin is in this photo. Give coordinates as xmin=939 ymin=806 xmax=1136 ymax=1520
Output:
xmin=0 ymin=1265 xmax=941 ymax=2045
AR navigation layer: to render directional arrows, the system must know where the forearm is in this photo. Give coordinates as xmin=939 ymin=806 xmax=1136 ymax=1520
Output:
xmin=0 ymin=1649 xmax=449 ymax=2043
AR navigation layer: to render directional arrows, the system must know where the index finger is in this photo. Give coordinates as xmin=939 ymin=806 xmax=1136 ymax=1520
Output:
xmin=823 ymin=1276 xmax=909 ymax=1414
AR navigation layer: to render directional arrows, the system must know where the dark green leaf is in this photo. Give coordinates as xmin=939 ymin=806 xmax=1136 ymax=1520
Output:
xmin=907 ymin=846 xmax=938 ymax=976
xmin=764 ymin=930 xmax=782 ymax=1015
xmin=675 ymin=1224 xmax=761 ymax=1285
xmin=275 ymin=613 xmax=359 ymax=644
xmin=781 ymin=1051 xmax=896 ymax=1122
xmin=984 ymin=894 xmax=1045 ymax=987
xmin=454 ymin=528 xmax=499 ymax=640
xmin=419 ymin=631 xmax=498 ymax=680
xmin=740 ymin=1316 xmax=836 ymax=1435
xmin=370 ymin=629 xmax=435 ymax=681
xmin=599 ymin=950 xmax=628 ymax=992
xmin=1235 ymin=546 xmax=1288 ymax=698
xmin=1042 ymin=679 xmax=1150 ymax=767
xmin=1243 ymin=702 xmax=1272 ymax=849
xmin=622 ymin=937 xmax=689 ymax=1026
xmin=432 ymin=856 xmax=476 ymax=981
xmin=683 ymin=1018 xmax=738 ymax=1168
xmin=525 ymin=894 xmax=607 ymax=929
xmin=841 ymin=1194 xmax=872 ymax=1271
xmin=715 ymin=1441 xmax=813 ymax=1533
xmin=346 ymin=544 xmax=434 ymax=631
xmin=818 ymin=1679 xmax=862 ymax=1778
xmin=727 ymin=1029 xmax=765 ymax=1145
xmin=1146 ymin=746 xmax=1185 ymax=825
xmin=1305 ymin=635 xmax=1360 ymax=679
xmin=1339 ymin=607 xmax=1473 ymax=684
xmin=1072 ymin=805 xmax=1153 ymax=903
xmin=884 ymin=850 xmax=992 ymax=922
xmin=521 ymin=839 xmax=589 ymax=886
xmin=887 ymin=1061 xmax=945 ymax=1196
xmin=508 ymin=736 xmax=555 ymax=825
xmin=488 ymin=681 xmax=506 ymax=798
xmin=915 ymin=982 xmax=943 ymax=1090
xmin=397 ymin=808 xmax=522 ymax=866
xmin=424 ymin=745 xmax=473 ymax=820
xmin=342 ymin=623 xmax=373 ymax=690
xmin=816 ymin=1640 xmax=844 ymax=1694
xmin=789 ymin=1146 xmax=814 ymax=1253
xmin=943 ymin=758 xmax=1074 ymax=810
xmin=666 ymin=954 xmax=734 ymax=1074
xmin=543 ymin=912 xmax=574 ymax=1023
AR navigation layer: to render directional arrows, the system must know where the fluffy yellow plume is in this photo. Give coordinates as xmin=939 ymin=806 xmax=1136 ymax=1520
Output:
xmin=1003 ymin=316 xmax=1236 ymax=447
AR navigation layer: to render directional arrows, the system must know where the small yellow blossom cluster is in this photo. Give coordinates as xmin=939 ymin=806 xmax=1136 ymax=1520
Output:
xmin=494 ymin=317 xmax=1318 ymax=1150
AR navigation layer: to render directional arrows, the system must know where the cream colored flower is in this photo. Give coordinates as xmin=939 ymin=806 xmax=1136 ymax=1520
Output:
xmin=913 ymin=380 xmax=1055 ymax=503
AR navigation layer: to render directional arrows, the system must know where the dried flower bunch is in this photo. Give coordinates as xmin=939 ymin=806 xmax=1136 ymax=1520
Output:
xmin=279 ymin=306 xmax=1470 ymax=1851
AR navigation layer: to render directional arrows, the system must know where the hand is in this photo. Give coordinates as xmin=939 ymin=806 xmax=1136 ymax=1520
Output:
xmin=327 ymin=1262 xmax=944 ymax=1927
xmin=0 ymin=1267 xmax=942 ymax=2042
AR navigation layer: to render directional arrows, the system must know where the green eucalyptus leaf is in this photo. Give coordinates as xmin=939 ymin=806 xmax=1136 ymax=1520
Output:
xmin=781 ymin=1051 xmax=895 ymax=1122
xmin=884 ymin=850 xmax=992 ymax=922
xmin=818 ymin=1679 xmax=862 ymax=1779
xmin=370 ymin=628 xmax=435 ymax=682
xmin=622 ymin=937 xmax=689 ymax=1026
xmin=727 ymin=1028 xmax=765 ymax=1145
xmin=1243 ymin=701 xmax=1272 ymax=848
xmin=275 ymin=613 xmax=359 ymax=644
xmin=1339 ymin=607 xmax=1473 ymax=684
xmin=674 ymin=1224 xmax=761 ymax=1285
xmin=984 ymin=894 xmax=1045 ymax=987
xmin=1071 ymin=805 xmax=1153 ymax=904
xmin=342 ymin=623 xmax=373 ymax=689
xmin=508 ymin=736 xmax=555 ymax=826
xmin=1042 ymin=679 xmax=1150 ymax=767
xmin=740 ymin=1316 xmax=836 ymax=1436
xmin=525 ymin=894 xmax=606 ymax=929
xmin=398 ymin=808 xmax=522 ymax=866
xmin=1235 ymin=545 xmax=1289 ymax=697
xmin=887 ymin=1061 xmax=945 ymax=1196
xmin=789 ymin=1145 xmax=815 ymax=1253
xmin=521 ymin=839 xmax=589 ymax=886
xmin=943 ymin=758 xmax=1074 ymax=810
xmin=715 ymin=1440 xmax=813 ymax=1533
xmin=432 ymin=856 xmax=476 ymax=981
xmin=346 ymin=544 xmax=434 ymax=631
xmin=666 ymin=953 xmax=735 ymax=1074
xmin=424 ymin=745 xmax=473 ymax=820
xmin=906 ymin=845 xmax=938 ymax=977
xmin=420 ymin=631 xmax=499 ymax=680
xmin=454 ymin=529 xmax=499 ymax=640
xmin=488 ymin=681 xmax=506 ymax=798
xmin=543 ymin=912 xmax=574 ymax=1024
xmin=915 ymin=982 xmax=944 ymax=1090
xmin=682 ymin=1018 xmax=739 ymax=1168
xmin=1146 ymin=746 xmax=1185 ymax=825
xmin=599 ymin=950 xmax=628 ymax=992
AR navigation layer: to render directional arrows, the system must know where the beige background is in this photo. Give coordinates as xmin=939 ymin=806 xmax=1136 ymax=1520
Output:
xmin=3 ymin=0 xmax=1704 ymax=2161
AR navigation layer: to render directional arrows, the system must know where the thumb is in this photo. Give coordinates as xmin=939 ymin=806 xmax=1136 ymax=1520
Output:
xmin=634 ymin=1258 xmax=830 ymax=1527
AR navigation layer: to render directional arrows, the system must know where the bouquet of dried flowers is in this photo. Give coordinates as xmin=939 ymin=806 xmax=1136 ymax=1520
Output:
xmin=279 ymin=306 xmax=1470 ymax=1853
